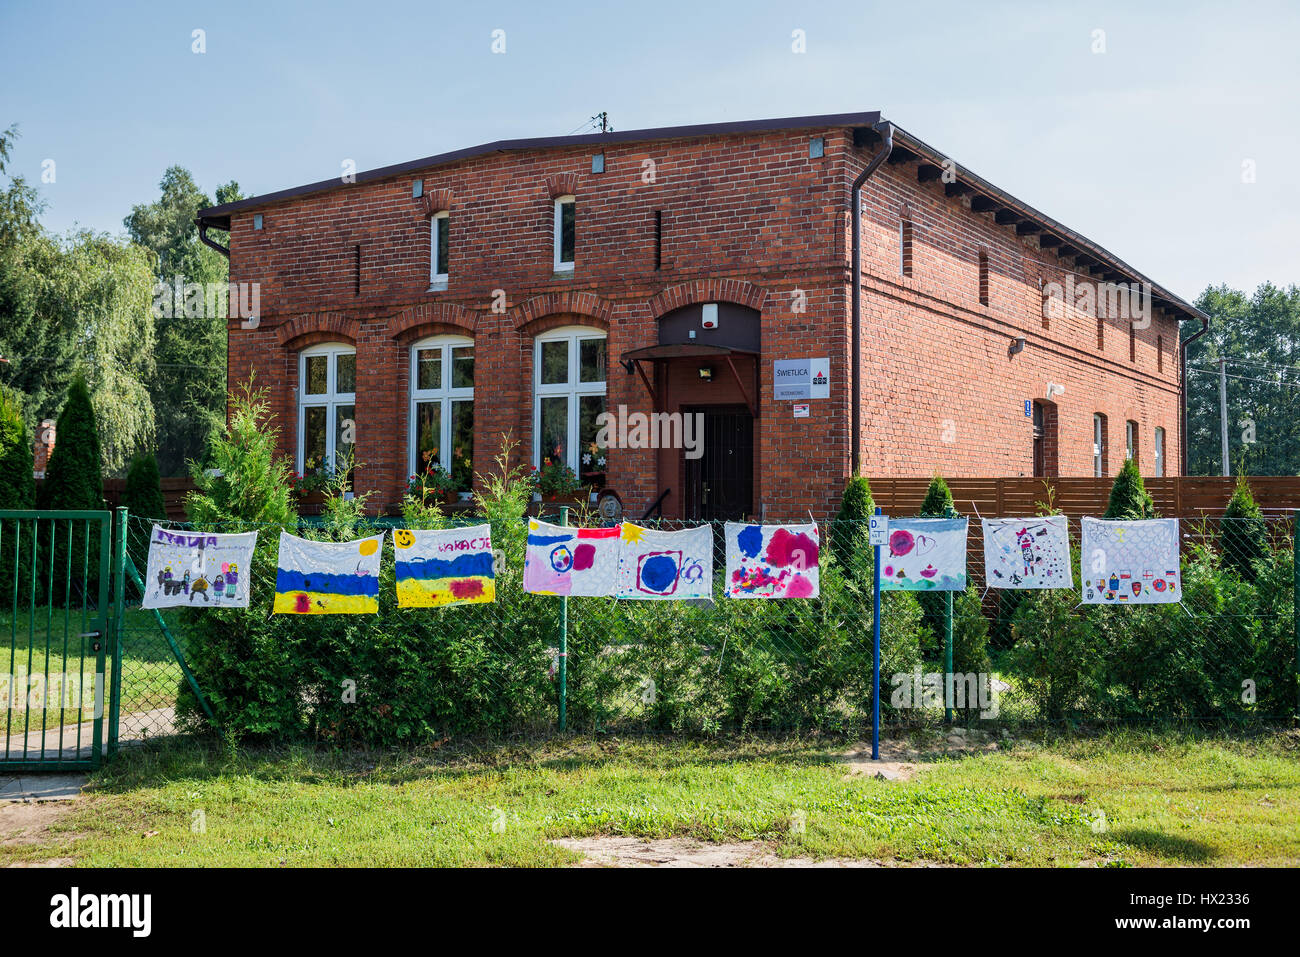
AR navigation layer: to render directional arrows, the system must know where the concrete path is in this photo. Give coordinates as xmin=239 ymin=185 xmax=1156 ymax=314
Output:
xmin=2 ymin=706 xmax=177 ymax=762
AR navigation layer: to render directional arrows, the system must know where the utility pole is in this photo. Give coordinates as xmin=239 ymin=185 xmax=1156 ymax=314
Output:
xmin=1218 ymin=356 xmax=1230 ymax=476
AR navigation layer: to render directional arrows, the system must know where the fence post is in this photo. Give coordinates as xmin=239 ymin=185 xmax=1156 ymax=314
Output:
xmin=1294 ymin=510 xmax=1299 ymax=724
xmin=944 ymin=591 xmax=954 ymax=724
xmin=558 ymin=505 xmax=569 ymax=733
xmin=108 ymin=506 xmax=127 ymax=756
xmin=872 ymin=507 xmax=882 ymax=761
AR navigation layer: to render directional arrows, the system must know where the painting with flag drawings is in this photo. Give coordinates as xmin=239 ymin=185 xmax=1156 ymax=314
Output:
xmin=982 ymin=516 xmax=1073 ymax=590
xmin=1080 ymin=517 xmax=1180 ymax=605
xmin=614 ymin=524 xmax=713 ymax=600
xmin=724 ymin=522 xmax=820 ymax=599
xmin=390 ymin=522 xmax=491 ymax=605
xmin=273 ymin=531 xmax=384 ymax=614
xmin=879 ymin=518 xmax=968 ymax=591
xmin=141 ymin=525 xmax=259 ymax=609
xmin=393 ymin=525 xmax=495 ymax=608
xmin=523 ymin=518 xmax=622 ymax=596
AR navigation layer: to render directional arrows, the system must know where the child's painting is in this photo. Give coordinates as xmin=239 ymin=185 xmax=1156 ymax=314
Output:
xmin=141 ymin=525 xmax=259 ymax=609
xmin=393 ymin=524 xmax=495 ymax=608
xmin=1080 ymin=517 xmax=1180 ymax=605
xmin=523 ymin=519 xmax=622 ymax=596
xmin=273 ymin=532 xmax=383 ymax=614
xmin=614 ymin=524 xmax=713 ymax=600
xmin=982 ymin=516 xmax=1073 ymax=590
xmin=724 ymin=522 xmax=820 ymax=599
xmin=879 ymin=518 xmax=968 ymax=591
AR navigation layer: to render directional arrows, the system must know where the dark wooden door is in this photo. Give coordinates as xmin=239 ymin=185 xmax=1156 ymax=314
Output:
xmin=684 ymin=405 xmax=753 ymax=521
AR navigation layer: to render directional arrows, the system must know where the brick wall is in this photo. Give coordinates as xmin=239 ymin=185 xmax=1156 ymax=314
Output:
xmin=224 ymin=121 xmax=1186 ymax=519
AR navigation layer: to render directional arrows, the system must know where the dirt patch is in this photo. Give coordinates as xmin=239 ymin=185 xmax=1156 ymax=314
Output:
xmin=842 ymin=730 xmax=1010 ymax=780
xmin=0 ymin=799 xmax=81 ymax=859
xmin=552 ymin=836 xmax=884 ymax=868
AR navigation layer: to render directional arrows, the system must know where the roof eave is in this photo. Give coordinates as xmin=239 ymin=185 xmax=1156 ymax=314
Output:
xmin=195 ymin=111 xmax=882 ymax=222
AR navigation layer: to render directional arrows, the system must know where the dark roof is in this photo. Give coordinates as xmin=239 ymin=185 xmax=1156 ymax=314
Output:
xmin=195 ymin=111 xmax=881 ymax=222
xmin=196 ymin=109 xmax=1204 ymax=321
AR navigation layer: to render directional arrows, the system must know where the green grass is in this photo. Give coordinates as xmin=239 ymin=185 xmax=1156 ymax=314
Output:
xmin=4 ymin=727 xmax=1298 ymax=867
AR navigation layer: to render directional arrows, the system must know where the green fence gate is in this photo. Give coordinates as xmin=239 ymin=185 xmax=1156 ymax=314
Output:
xmin=0 ymin=509 xmax=121 ymax=771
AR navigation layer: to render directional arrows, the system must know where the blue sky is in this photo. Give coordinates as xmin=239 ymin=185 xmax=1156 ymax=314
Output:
xmin=2 ymin=0 xmax=1296 ymax=300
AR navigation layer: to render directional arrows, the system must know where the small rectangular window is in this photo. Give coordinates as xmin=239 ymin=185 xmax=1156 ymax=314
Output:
xmin=1093 ymin=413 xmax=1106 ymax=477
xmin=431 ymin=213 xmax=450 ymax=284
xmin=1126 ymin=420 xmax=1138 ymax=462
xmin=1154 ymin=427 xmax=1165 ymax=476
xmin=654 ymin=210 xmax=662 ymax=270
xmin=554 ymin=197 xmax=575 ymax=271
xmin=900 ymin=220 xmax=913 ymax=278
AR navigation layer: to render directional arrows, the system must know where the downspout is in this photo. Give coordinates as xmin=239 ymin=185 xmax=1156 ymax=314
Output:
xmin=197 ymin=217 xmax=230 ymax=258
xmin=850 ymin=121 xmax=894 ymax=475
xmin=1179 ymin=313 xmax=1209 ymax=476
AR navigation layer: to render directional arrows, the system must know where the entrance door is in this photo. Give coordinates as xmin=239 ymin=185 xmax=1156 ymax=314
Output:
xmin=684 ymin=406 xmax=753 ymax=521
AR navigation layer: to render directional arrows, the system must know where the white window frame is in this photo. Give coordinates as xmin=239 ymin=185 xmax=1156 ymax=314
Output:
xmin=1154 ymin=427 xmax=1165 ymax=477
xmin=408 ymin=335 xmax=474 ymax=479
xmin=533 ymin=325 xmax=606 ymax=477
xmin=1093 ymin=414 xmax=1104 ymax=477
xmin=1126 ymin=420 xmax=1137 ymax=461
xmin=430 ymin=211 xmax=449 ymax=287
xmin=553 ymin=194 xmax=575 ymax=272
xmin=297 ymin=342 xmax=356 ymax=475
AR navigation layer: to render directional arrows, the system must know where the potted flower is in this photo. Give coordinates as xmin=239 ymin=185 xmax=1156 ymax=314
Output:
xmin=533 ymin=456 xmax=586 ymax=511
xmin=407 ymin=463 xmax=459 ymax=506
xmin=292 ymin=458 xmax=332 ymax=513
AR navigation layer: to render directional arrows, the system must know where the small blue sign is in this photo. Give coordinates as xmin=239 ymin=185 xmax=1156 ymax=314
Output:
xmin=1024 ymin=400 xmax=1032 ymax=417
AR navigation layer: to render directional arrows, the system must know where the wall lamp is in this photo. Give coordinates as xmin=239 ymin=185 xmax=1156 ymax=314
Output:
xmin=620 ymin=359 xmax=636 ymax=375
xmin=698 ymin=366 xmax=714 ymax=382
xmin=1008 ymin=336 xmax=1027 ymax=357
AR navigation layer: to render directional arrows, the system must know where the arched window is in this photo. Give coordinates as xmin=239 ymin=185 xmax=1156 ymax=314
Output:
xmin=409 ymin=335 xmax=474 ymax=491
xmin=298 ymin=343 xmax=356 ymax=479
xmin=534 ymin=325 xmax=606 ymax=487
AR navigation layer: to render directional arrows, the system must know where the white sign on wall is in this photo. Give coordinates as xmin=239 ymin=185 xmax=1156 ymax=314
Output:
xmin=774 ymin=358 xmax=830 ymax=400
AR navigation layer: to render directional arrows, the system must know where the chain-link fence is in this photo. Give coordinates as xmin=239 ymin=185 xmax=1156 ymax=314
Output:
xmin=105 ymin=510 xmax=1298 ymax=749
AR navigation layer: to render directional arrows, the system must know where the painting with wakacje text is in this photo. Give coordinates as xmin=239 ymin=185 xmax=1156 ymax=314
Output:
xmin=393 ymin=524 xmax=494 ymax=608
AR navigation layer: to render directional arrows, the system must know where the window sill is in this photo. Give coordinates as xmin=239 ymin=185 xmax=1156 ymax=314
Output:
xmin=552 ymin=266 xmax=575 ymax=279
xmin=427 ymin=280 xmax=448 ymax=292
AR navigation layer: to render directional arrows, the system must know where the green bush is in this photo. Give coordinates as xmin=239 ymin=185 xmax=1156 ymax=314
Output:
xmin=39 ymin=373 xmax=103 ymax=511
xmin=1008 ymin=588 xmax=1101 ymax=721
xmin=918 ymin=473 xmax=959 ymax=657
xmin=38 ymin=374 xmax=104 ymax=605
xmin=123 ymin=450 xmax=166 ymax=571
xmin=0 ymin=386 xmax=34 ymax=510
xmin=831 ymin=473 xmax=873 ymax=583
xmin=1220 ymin=475 xmax=1267 ymax=581
xmin=1104 ymin=457 xmax=1155 ymax=520
xmin=0 ymin=387 xmax=35 ymax=601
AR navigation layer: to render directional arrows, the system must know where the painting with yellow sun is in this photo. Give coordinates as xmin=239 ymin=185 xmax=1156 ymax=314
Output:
xmin=273 ymin=531 xmax=384 ymax=615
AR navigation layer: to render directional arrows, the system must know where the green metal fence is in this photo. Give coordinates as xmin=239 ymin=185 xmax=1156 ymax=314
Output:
xmin=0 ymin=510 xmax=114 ymax=771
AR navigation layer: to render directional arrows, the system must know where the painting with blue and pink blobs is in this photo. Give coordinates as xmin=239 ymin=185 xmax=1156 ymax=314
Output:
xmin=613 ymin=524 xmax=713 ymax=600
xmin=724 ymin=522 xmax=820 ymax=599
xmin=879 ymin=518 xmax=968 ymax=592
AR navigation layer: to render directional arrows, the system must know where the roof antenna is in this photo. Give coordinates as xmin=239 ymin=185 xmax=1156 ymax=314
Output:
xmin=593 ymin=111 xmax=612 ymax=133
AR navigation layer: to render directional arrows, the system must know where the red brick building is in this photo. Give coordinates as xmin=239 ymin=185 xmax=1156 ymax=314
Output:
xmin=198 ymin=111 xmax=1205 ymax=520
